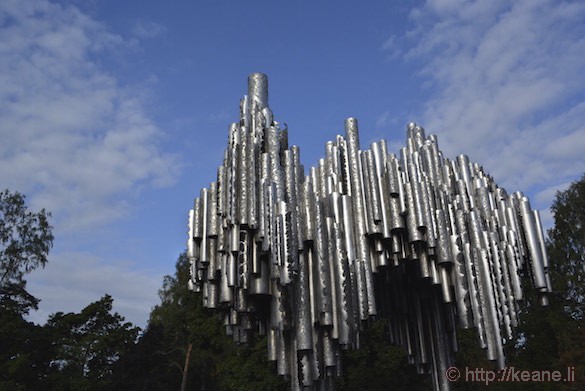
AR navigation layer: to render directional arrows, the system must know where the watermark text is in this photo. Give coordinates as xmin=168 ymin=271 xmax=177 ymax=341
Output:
xmin=445 ymin=366 xmax=576 ymax=385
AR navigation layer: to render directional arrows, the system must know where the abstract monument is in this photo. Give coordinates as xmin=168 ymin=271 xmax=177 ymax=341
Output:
xmin=186 ymin=74 xmax=551 ymax=390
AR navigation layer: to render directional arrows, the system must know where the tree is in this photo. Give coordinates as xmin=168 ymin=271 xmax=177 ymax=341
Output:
xmin=45 ymin=295 xmax=140 ymax=390
xmin=0 ymin=309 xmax=55 ymax=391
xmin=547 ymin=174 xmax=585 ymax=320
xmin=0 ymin=189 xmax=53 ymax=287
xmin=110 ymin=321 xmax=178 ymax=390
xmin=544 ymin=174 xmax=585 ymax=387
xmin=149 ymin=253 xmax=231 ymax=390
xmin=0 ymin=189 xmax=54 ymax=390
xmin=0 ymin=189 xmax=54 ymax=322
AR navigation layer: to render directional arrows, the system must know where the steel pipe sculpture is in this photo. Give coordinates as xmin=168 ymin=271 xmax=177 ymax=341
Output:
xmin=186 ymin=73 xmax=552 ymax=391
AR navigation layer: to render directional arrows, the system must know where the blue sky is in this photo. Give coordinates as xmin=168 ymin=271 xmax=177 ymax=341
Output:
xmin=1 ymin=0 xmax=584 ymax=328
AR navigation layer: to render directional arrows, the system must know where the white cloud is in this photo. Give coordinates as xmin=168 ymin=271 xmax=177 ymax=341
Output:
xmin=385 ymin=0 xmax=585 ymax=221
xmin=375 ymin=111 xmax=391 ymax=128
xmin=0 ymin=0 xmax=177 ymax=233
xmin=131 ymin=20 xmax=166 ymax=39
xmin=26 ymin=251 xmax=164 ymax=328
xmin=380 ymin=35 xmax=401 ymax=59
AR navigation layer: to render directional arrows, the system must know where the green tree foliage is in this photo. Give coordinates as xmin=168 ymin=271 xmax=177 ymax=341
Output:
xmin=0 ymin=189 xmax=54 ymax=390
xmin=0 ymin=283 xmax=53 ymax=390
xmin=0 ymin=189 xmax=53 ymax=287
xmin=540 ymin=174 xmax=585 ymax=388
xmin=547 ymin=174 xmax=585 ymax=320
xmin=110 ymin=321 xmax=178 ymax=390
xmin=45 ymin=295 xmax=140 ymax=390
xmin=1 ymin=293 xmax=138 ymax=390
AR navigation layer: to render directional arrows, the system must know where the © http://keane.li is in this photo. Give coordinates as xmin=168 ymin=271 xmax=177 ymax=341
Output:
xmin=186 ymin=73 xmax=552 ymax=391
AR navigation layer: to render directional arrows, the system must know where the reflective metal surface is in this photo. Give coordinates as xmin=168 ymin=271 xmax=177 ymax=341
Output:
xmin=187 ymin=74 xmax=551 ymax=391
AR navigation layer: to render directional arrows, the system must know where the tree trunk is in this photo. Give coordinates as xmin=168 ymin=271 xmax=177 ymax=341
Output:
xmin=180 ymin=343 xmax=192 ymax=391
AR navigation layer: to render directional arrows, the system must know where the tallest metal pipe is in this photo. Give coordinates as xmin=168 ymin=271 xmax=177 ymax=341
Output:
xmin=248 ymin=72 xmax=269 ymax=110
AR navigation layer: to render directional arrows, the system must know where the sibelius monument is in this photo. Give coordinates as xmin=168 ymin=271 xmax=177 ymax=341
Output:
xmin=186 ymin=74 xmax=552 ymax=391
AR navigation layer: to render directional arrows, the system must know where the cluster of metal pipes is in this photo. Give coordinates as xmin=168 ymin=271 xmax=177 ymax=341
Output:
xmin=186 ymin=74 xmax=552 ymax=390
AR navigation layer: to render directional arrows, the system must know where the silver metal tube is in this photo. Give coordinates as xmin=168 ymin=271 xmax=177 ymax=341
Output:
xmin=248 ymin=73 xmax=268 ymax=110
xmin=519 ymin=197 xmax=547 ymax=290
xmin=200 ymin=188 xmax=209 ymax=263
xmin=208 ymin=182 xmax=218 ymax=237
xmin=296 ymin=251 xmax=313 ymax=351
xmin=345 ymin=118 xmax=377 ymax=318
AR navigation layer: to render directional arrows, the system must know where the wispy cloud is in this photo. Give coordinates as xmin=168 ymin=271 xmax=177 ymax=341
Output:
xmin=380 ymin=35 xmax=401 ymax=59
xmin=0 ymin=0 xmax=177 ymax=234
xmin=383 ymin=0 xmax=585 ymax=220
xmin=131 ymin=19 xmax=166 ymax=39
xmin=375 ymin=111 xmax=391 ymax=128
xmin=26 ymin=251 xmax=163 ymax=328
